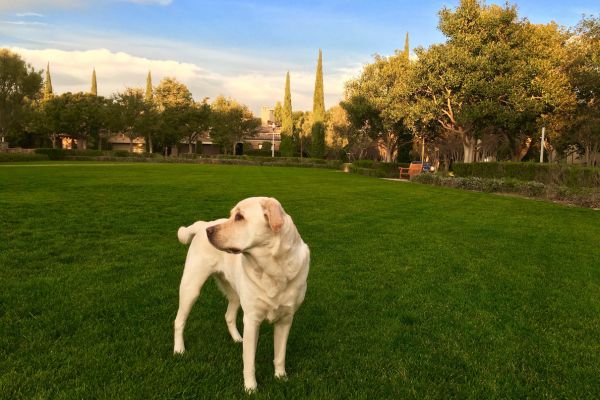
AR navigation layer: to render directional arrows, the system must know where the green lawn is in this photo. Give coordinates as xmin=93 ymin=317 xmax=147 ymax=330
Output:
xmin=1 ymin=163 xmax=599 ymax=399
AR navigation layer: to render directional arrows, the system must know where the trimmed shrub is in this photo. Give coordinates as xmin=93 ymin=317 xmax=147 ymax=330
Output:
xmin=453 ymin=162 xmax=600 ymax=188
xmin=0 ymin=152 xmax=49 ymax=162
xmin=351 ymin=160 xmax=411 ymax=178
xmin=35 ymin=148 xmax=65 ymax=160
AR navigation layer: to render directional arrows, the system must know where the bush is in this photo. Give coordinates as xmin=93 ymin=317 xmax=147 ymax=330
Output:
xmin=351 ymin=160 xmax=411 ymax=178
xmin=112 ymin=150 xmax=130 ymax=157
xmin=453 ymin=162 xmax=600 ymax=188
xmin=0 ymin=152 xmax=49 ymax=162
xmin=35 ymin=148 xmax=65 ymax=160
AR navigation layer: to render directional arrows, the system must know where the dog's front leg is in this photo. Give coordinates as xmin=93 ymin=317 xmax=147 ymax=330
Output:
xmin=242 ymin=315 xmax=260 ymax=392
xmin=273 ymin=315 xmax=293 ymax=378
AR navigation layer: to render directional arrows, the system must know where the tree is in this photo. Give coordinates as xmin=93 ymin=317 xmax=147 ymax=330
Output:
xmin=43 ymin=92 xmax=107 ymax=150
xmin=0 ymin=49 xmax=42 ymax=145
xmin=145 ymin=71 xmax=153 ymax=103
xmin=153 ymin=77 xmax=194 ymax=154
xmin=90 ymin=68 xmax=97 ymax=96
xmin=343 ymin=51 xmax=413 ymax=162
xmin=564 ymin=16 xmax=600 ymax=166
xmin=311 ymin=49 xmax=326 ymax=157
xmin=154 ymin=77 xmax=193 ymax=111
xmin=44 ymin=62 xmax=53 ymax=100
xmin=210 ymin=96 xmax=260 ymax=154
xmin=144 ymin=70 xmax=155 ymax=152
xmin=273 ymin=101 xmax=283 ymax=126
xmin=413 ymin=0 xmax=574 ymax=163
xmin=280 ymin=72 xmax=294 ymax=156
xmin=403 ymin=32 xmax=410 ymax=60
xmin=325 ymin=105 xmax=350 ymax=158
xmin=112 ymin=88 xmax=158 ymax=152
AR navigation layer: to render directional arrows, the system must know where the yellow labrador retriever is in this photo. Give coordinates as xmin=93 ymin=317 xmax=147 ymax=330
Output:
xmin=174 ymin=197 xmax=310 ymax=391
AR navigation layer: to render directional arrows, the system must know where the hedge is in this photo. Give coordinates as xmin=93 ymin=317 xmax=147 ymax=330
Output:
xmin=0 ymin=153 xmax=49 ymax=162
xmin=350 ymin=161 xmax=410 ymax=178
xmin=412 ymin=174 xmax=600 ymax=208
xmin=453 ymin=162 xmax=600 ymax=188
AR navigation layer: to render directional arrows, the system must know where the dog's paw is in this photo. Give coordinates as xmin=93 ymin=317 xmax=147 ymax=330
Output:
xmin=244 ymin=382 xmax=257 ymax=393
xmin=232 ymin=334 xmax=243 ymax=343
xmin=173 ymin=346 xmax=185 ymax=355
xmin=275 ymin=371 xmax=287 ymax=380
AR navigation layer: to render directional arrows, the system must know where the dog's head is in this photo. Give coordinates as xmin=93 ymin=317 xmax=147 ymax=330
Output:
xmin=206 ymin=197 xmax=286 ymax=254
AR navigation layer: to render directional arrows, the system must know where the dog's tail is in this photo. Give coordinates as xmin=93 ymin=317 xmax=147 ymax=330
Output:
xmin=177 ymin=224 xmax=198 ymax=245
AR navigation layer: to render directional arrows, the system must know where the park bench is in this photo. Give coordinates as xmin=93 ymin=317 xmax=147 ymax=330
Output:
xmin=399 ymin=161 xmax=423 ymax=179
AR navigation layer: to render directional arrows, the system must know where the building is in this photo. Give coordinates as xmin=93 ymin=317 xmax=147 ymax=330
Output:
xmin=260 ymin=106 xmax=275 ymax=126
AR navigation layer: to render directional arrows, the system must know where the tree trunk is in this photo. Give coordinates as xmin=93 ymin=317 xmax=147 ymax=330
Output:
xmin=147 ymin=136 xmax=153 ymax=154
xmin=78 ymin=138 xmax=87 ymax=150
xmin=463 ymin=136 xmax=476 ymax=163
xmin=129 ymin=137 xmax=133 ymax=153
xmin=189 ymin=141 xmax=193 ymax=154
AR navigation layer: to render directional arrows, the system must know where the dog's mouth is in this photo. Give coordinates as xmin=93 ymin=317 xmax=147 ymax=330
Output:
xmin=224 ymin=247 xmax=242 ymax=254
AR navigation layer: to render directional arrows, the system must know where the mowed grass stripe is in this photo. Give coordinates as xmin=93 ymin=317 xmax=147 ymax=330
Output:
xmin=1 ymin=163 xmax=599 ymax=399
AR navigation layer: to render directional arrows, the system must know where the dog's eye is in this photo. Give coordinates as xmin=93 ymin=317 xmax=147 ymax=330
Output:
xmin=235 ymin=213 xmax=244 ymax=221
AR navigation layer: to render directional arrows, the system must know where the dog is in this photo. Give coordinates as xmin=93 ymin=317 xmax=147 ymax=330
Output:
xmin=173 ymin=197 xmax=310 ymax=391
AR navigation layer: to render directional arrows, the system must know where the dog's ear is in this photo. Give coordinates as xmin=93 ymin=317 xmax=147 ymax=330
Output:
xmin=261 ymin=198 xmax=285 ymax=233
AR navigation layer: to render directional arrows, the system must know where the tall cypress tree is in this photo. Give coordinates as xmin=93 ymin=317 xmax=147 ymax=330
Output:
xmin=44 ymin=62 xmax=53 ymax=99
xmin=91 ymin=68 xmax=97 ymax=95
xmin=403 ymin=32 xmax=410 ymax=59
xmin=280 ymin=71 xmax=294 ymax=156
xmin=311 ymin=49 xmax=325 ymax=158
xmin=145 ymin=70 xmax=153 ymax=102
xmin=144 ymin=70 xmax=154 ymax=153
xmin=312 ymin=49 xmax=325 ymax=122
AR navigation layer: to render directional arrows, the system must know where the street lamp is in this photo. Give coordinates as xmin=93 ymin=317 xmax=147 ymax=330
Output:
xmin=271 ymin=122 xmax=276 ymax=158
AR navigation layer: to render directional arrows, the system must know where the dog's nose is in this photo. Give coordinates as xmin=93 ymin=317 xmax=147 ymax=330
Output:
xmin=206 ymin=226 xmax=215 ymax=237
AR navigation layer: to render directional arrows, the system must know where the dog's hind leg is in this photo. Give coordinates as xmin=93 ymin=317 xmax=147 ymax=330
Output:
xmin=214 ymin=276 xmax=243 ymax=342
xmin=173 ymin=261 xmax=212 ymax=354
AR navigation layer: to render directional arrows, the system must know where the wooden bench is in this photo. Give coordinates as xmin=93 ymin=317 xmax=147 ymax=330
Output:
xmin=399 ymin=161 xmax=423 ymax=179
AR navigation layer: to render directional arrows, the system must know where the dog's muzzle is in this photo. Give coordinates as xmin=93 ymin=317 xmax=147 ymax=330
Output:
xmin=206 ymin=226 xmax=242 ymax=254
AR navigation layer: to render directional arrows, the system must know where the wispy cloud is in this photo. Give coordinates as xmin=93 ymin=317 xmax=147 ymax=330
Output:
xmin=1 ymin=20 xmax=48 ymax=26
xmin=15 ymin=12 xmax=45 ymax=17
xmin=0 ymin=0 xmax=171 ymax=12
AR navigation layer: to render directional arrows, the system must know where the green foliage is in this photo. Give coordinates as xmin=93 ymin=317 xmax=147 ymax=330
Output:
xmin=453 ymin=162 xmax=600 ymax=187
xmin=310 ymin=121 xmax=326 ymax=158
xmin=312 ymin=49 xmax=325 ymax=123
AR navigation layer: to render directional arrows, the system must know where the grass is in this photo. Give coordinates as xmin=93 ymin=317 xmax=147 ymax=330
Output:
xmin=1 ymin=162 xmax=599 ymax=399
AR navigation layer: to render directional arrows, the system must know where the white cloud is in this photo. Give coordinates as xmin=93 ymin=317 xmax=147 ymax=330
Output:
xmin=9 ymin=47 xmax=359 ymax=114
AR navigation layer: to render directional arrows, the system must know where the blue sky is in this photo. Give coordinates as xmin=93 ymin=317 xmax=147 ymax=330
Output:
xmin=1 ymin=0 xmax=598 ymax=113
